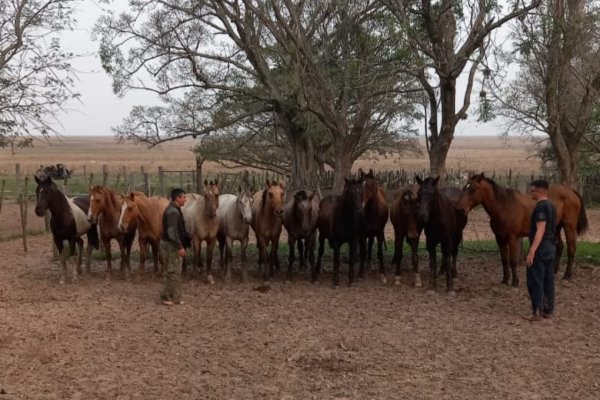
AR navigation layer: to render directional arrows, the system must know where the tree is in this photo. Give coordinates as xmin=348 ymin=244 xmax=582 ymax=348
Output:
xmin=96 ymin=0 xmax=421 ymax=192
xmin=383 ymin=0 xmax=542 ymax=180
xmin=490 ymin=0 xmax=600 ymax=188
xmin=0 ymin=0 xmax=78 ymax=148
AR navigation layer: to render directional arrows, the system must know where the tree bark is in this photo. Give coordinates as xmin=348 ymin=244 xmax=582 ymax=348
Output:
xmin=428 ymin=77 xmax=457 ymax=182
xmin=332 ymin=139 xmax=355 ymax=194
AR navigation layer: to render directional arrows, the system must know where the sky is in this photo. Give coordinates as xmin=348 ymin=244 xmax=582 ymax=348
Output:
xmin=55 ymin=1 xmax=507 ymax=138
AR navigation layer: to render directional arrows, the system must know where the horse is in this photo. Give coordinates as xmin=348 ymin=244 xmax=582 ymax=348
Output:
xmin=88 ymin=185 xmax=137 ymax=280
xmin=459 ymin=173 xmax=588 ymax=286
xmin=313 ymin=177 xmax=364 ymax=287
xmin=358 ymin=169 xmax=389 ymax=283
xmin=251 ymin=180 xmax=285 ymax=283
xmin=182 ymin=180 xmax=220 ymax=284
xmin=416 ymin=176 xmax=468 ymax=295
xmin=390 ymin=184 xmax=422 ymax=287
xmin=118 ymin=191 xmax=169 ymax=279
xmin=216 ymin=187 xmax=254 ymax=282
xmin=282 ymin=189 xmax=320 ymax=281
xmin=34 ymin=175 xmax=99 ymax=284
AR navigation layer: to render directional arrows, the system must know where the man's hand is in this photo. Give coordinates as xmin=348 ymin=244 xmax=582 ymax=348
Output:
xmin=526 ymin=252 xmax=534 ymax=267
xmin=178 ymin=248 xmax=186 ymax=257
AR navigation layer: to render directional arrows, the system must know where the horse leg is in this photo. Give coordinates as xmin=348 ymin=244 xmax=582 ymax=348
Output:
xmin=377 ymin=232 xmax=386 ymax=284
xmin=224 ymin=236 xmax=234 ymax=282
xmin=348 ymin=239 xmax=357 ymax=286
xmin=298 ymin=239 xmax=306 ymax=271
xmin=58 ymin=240 xmax=68 ymax=285
xmin=287 ymin=237 xmax=296 ymax=282
xmin=508 ymin=238 xmax=520 ymax=287
xmin=206 ymin=238 xmax=216 ymax=285
xmin=367 ymin=235 xmax=374 ymax=271
xmin=442 ymin=243 xmax=454 ymax=294
xmin=103 ymin=238 xmax=112 ymax=281
xmin=68 ymin=240 xmax=78 ymax=283
xmin=118 ymin=239 xmax=131 ymax=281
xmin=76 ymin=237 xmax=84 ymax=276
xmin=409 ymin=237 xmax=422 ymax=288
xmin=240 ymin=237 xmax=249 ymax=282
xmin=85 ymin=237 xmax=92 ymax=274
xmin=426 ymin=240 xmax=437 ymax=293
xmin=272 ymin=237 xmax=281 ymax=275
xmin=307 ymin=234 xmax=316 ymax=274
xmin=218 ymin=235 xmax=226 ymax=270
xmin=393 ymin=232 xmax=403 ymax=284
xmin=150 ymin=241 xmax=160 ymax=278
xmin=563 ymin=228 xmax=576 ymax=279
xmin=333 ymin=242 xmax=341 ymax=287
xmin=313 ymin=234 xmax=325 ymax=283
xmin=256 ymin=235 xmax=266 ymax=279
xmin=495 ymin=237 xmax=510 ymax=285
xmin=138 ymin=237 xmax=147 ymax=280
xmin=191 ymin=237 xmax=201 ymax=279
xmin=358 ymin=235 xmax=367 ymax=279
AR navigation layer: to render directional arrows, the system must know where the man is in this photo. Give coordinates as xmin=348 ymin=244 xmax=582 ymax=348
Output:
xmin=160 ymin=188 xmax=187 ymax=306
xmin=525 ymin=179 xmax=557 ymax=321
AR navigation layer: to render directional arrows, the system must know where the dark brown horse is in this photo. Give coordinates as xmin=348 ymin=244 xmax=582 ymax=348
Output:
xmin=313 ymin=177 xmax=364 ymax=287
xmin=358 ymin=169 xmax=389 ymax=283
xmin=88 ymin=185 xmax=137 ymax=280
xmin=34 ymin=175 xmax=99 ymax=284
xmin=459 ymin=173 xmax=588 ymax=286
xmin=282 ymin=190 xmax=320 ymax=281
xmin=390 ymin=184 xmax=422 ymax=287
xmin=417 ymin=176 xmax=467 ymax=295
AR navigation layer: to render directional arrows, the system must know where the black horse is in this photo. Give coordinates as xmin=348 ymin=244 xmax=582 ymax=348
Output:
xmin=416 ymin=176 xmax=467 ymax=294
xmin=34 ymin=175 xmax=98 ymax=284
xmin=313 ymin=178 xmax=364 ymax=286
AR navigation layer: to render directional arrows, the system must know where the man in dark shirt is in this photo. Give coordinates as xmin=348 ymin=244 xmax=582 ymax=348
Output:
xmin=160 ymin=188 xmax=187 ymax=306
xmin=525 ymin=179 xmax=557 ymax=321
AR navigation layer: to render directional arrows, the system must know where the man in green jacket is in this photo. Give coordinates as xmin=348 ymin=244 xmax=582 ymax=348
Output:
xmin=160 ymin=188 xmax=187 ymax=306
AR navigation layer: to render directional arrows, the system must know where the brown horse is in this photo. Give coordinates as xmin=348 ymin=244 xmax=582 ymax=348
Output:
xmin=282 ymin=189 xmax=320 ymax=281
xmin=88 ymin=185 xmax=137 ymax=280
xmin=118 ymin=192 xmax=169 ymax=279
xmin=390 ymin=184 xmax=422 ymax=287
xmin=182 ymin=180 xmax=220 ymax=284
xmin=459 ymin=173 xmax=588 ymax=286
xmin=251 ymin=180 xmax=285 ymax=283
xmin=358 ymin=169 xmax=389 ymax=283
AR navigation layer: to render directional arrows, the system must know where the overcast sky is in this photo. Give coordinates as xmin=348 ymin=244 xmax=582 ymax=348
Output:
xmin=56 ymin=1 xmax=506 ymax=137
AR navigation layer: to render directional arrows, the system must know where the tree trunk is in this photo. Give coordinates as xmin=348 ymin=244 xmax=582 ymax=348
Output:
xmin=428 ymin=77 xmax=457 ymax=183
xmin=550 ymin=129 xmax=580 ymax=189
xmin=287 ymin=129 xmax=320 ymax=192
xmin=332 ymin=141 xmax=355 ymax=194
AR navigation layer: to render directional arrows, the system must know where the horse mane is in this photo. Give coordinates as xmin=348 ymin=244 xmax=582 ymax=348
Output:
xmin=261 ymin=188 xmax=268 ymax=213
xmin=482 ymin=176 xmax=517 ymax=205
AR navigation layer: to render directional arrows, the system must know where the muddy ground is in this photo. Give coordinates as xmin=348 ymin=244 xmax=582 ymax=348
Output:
xmin=1 ymin=205 xmax=600 ymax=399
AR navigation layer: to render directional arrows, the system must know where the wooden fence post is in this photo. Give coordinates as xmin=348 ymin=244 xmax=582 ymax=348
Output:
xmin=158 ymin=166 xmax=165 ymax=196
xmin=129 ymin=173 xmax=135 ymax=193
xmin=143 ymin=173 xmax=150 ymax=195
xmin=15 ymin=163 xmax=21 ymax=203
xmin=18 ymin=176 xmax=29 ymax=252
xmin=102 ymin=165 xmax=109 ymax=186
xmin=0 ymin=179 xmax=5 ymax=217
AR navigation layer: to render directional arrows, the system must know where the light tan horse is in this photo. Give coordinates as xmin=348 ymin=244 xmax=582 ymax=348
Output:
xmin=182 ymin=180 xmax=220 ymax=284
xmin=251 ymin=180 xmax=285 ymax=283
xmin=459 ymin=173 xmax=588 ymax=286
xmin=118 ymin=191 xmax=169 ymax=279
xmin=88 ymin=185 xmax=137 ymax=280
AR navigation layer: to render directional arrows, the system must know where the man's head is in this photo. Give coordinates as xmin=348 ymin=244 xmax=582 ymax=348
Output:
xmin=530 ymin=179 xmax=549 ymax=200
xmin=170 ymin=188 xmax=187 ymax=207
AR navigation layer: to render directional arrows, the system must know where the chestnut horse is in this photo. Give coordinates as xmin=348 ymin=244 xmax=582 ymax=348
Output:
xmin=459 ymin=173 xmax=588 ymax=286
xmin=88 ymin=185 xmax=137 ymax=280
xmin=251 ymin=180 xmax=285 ymax=283
xmin=34 ymin=175 xmax=99 ymax=284
xmin=358 ymin=169 xmax=389 ymax=283
xmin=417 ymin=176 xmax=468 ymax=295
xmin=282 ymin=189 xmax=320 ymax=281
xmin=390 ymin=184 xmax=422 ymax=287
xmin=313 ymin=177 xmax=364 ymax=287
xmin=182 ymin=180 xmax=220 ymax=284
xmin=217 ymin=187 xmax=254 ymax=282
xmin=118 ymin=192 xmax=169 ymax=279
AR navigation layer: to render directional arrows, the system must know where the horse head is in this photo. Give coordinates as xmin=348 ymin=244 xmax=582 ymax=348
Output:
xmin=416 ymin=175 xmax=440 ymax=223
xmin=237 ymin=186 xmax=253 ymax=224
xmin=359 ymin=168 xmax=379 ymax=208
xmin=400 ymin=185 xmax=421 ymax=239
xmin=88 ymin=185 xmax=107 ymax=224
xmin=459 ymin=172 xmax=487 ymax=214
xmin=203 ymin=179 xmax=220 ymax=218
xmin=342 ymin=177 xmax=364 ymax=220
xmin=264 ymin=180 xmax=285 ymax=217
xmin=293 ymin=190 xmax=317 ymax=237
xmin=118 ymin=193 xmax=139 ymax=232
xmin=34 ymin=174 xmax=55 ymax=217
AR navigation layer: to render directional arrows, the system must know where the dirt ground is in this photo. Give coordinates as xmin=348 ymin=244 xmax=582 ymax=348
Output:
xmin=1 ymin=209 xmax=600 ymax=399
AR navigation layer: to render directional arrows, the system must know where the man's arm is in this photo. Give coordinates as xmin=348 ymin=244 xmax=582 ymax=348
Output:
xmin=526 ymin=220 xmax=547 ymax=267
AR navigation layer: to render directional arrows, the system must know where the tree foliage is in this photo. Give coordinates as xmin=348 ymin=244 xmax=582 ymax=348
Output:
xmin=0 ymin=0 xmax=79 ymax=148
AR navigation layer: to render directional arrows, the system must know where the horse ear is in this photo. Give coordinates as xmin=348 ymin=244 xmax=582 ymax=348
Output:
xmin=415 ymin=175 xmax=423 ymax=185
xmin=279 ymin=181 xmax=285 ymax=191
xmin=129 ymin=192 xmax=135 ymax=200
xmin=474 ymin=173 xmax=484 ymax=182
xmin=213 ymin=179 xmax=219 ymax=187
xmin=368 ymin=169 xmax=374 ymax=177
xmin=204 ymin=179 xmax=208 ymax=187
xmin=358 ymin=168 xmax=364 ymax=178
xmin=345 ymin=177 xmax=350 ymax=184
xmin=237 ymin=186 xmax=242 ymax=194
xmin=433 ymin=176 xmax=440 ymax=186
xmin=34 ymin=175 xmax=42 ymax=185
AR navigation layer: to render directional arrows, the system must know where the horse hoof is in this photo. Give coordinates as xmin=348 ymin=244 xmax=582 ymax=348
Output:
xmin=414 ymin=276 xmax=423 ymax=288
xmin=394 ymin=276 xmax=401 ymax=286
xmin=447 ymin=291 xmax=456 ymax=298
xmin=380 ymin=274 xmax=387 ymax=285
xmin=426 ymin=289 xmax=435 ymax=295
xmin=58 ymin=279 xmax=66 ymax=285
xmin=207 ymin=275 xmax=215 ymax=285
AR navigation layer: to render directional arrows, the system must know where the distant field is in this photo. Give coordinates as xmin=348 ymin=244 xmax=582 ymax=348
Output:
xmin=0 ymin=135 xmax=540 ymax=176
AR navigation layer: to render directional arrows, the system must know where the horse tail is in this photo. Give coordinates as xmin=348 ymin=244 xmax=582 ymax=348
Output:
xmin=572 ymin=189 xmax=589 ymax=235
xmin=88 ymin=223 xmax=100 ymax=250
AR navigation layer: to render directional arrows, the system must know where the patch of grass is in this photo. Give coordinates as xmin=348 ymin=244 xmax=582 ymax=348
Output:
xmin=0 ymin=229 xmax=47 ymax=243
